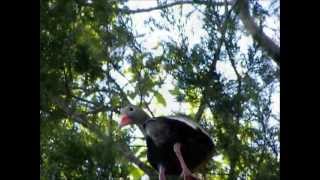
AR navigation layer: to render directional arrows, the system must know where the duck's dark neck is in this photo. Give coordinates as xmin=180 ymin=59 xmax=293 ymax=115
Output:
xmin=137 ymin=113 xmax=151 ymax=136
xmin=142 ymin=118 xmax=154 ymax=129
xmin=137 ymin=124 xmax=147 ymax=136
xmin=135 ymin=111 xmax=151 ymax=124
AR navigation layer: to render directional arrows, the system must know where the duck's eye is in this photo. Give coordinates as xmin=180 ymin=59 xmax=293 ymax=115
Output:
xmin=129 ymin=107 xmax=134 ymax=111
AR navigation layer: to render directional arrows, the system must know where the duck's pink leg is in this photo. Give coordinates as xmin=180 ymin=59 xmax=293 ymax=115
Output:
xmin=173 ymin=143 xmax=200 ymax=180
xmin=159 ymin=165 xmax=166 ymax=180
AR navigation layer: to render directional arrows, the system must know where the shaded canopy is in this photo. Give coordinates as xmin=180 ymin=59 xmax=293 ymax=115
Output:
xmin=40 ymin=0 xmax=279 ymax=179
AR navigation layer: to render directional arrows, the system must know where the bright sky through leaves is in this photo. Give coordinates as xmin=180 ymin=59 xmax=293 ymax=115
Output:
xmin=113 ymin=0 xmax=279 ymax=119
xmin=112 ymin=1 xmax=279 ymax=179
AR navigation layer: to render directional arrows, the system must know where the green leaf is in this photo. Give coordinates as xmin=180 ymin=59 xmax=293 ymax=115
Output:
xmin=154 ymin=91 xmax=167 ymax=106
xmin=128 ymin=166 xmax=143 ymax=180
xmin=169 ymin=87 xmax=180 ymax=96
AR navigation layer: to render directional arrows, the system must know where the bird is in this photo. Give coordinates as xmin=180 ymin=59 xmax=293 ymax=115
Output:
xmin=119 ymin=105 xmax=215 ymax=180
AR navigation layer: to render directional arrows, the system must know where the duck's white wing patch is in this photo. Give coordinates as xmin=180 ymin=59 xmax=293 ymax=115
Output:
xmin=167 ymin=116 xmax=212 ymax=138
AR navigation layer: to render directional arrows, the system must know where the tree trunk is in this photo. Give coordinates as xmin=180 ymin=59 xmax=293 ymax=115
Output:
xmin=236 ymin=0 xmax=280 ymax=66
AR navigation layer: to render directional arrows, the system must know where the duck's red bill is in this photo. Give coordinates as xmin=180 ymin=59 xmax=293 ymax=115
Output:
xmin=119 ymin=115 xmax=132 ymax=128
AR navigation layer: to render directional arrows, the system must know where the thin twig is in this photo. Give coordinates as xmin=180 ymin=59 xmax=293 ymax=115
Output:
xmin=119 ymin=0 xmax=230 ymax=14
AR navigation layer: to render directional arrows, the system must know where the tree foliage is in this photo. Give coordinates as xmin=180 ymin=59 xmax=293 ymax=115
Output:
xmin=40 ymin=0 xmax=279 ymax=179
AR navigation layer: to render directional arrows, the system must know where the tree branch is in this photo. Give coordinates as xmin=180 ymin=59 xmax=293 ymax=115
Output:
xmin=225 ymin=43 xmax=244 ymax=123
xmin=51 ymin=96 xmax=156 ymax=177
xmin=117 ymin=143 xmax=157 ymax=177
xmin=209 ymin=0 xmax=237 ymax=72
xmin=120 ymin=0 xmax=279 ymax=66
xmin=195 ymin=95 xmax=206 ymax=122
xmin=106 ymin=72 xmax=148 ymax=137
xmin=235 ymin=0 xmax=280 ymax=66
xmin=119 ymin=0 xmax=229 ymax=14
xmin=224 ymin=38 xmax=242 ymax=93
xmin=196 ymin=2 xmax=236 ymax=120
xmin=106 ymin=73 xmax=131 ymax=105
xmin=71 ymin=95 xmax=110 ymax=113
xmin=144 ymin=101 xmax=155 ymax=118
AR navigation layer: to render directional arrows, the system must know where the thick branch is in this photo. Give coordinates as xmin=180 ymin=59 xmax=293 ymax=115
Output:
xmin=236 ymin=0 xmax=280 ymax=66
